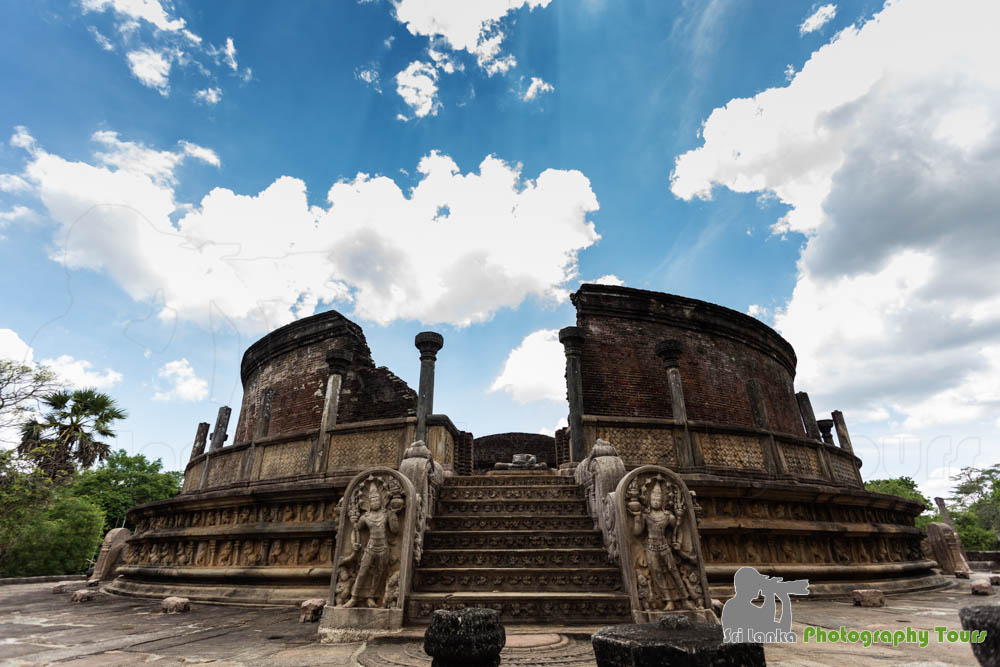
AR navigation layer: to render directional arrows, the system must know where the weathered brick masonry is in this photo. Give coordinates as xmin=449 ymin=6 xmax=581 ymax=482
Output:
xmin=472 ymin=432 xmax=557 ymax=473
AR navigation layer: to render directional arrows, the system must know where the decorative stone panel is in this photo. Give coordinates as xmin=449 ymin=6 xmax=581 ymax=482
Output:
xmin=594 ymin=426 xmax=676 ymax=467
xmin=781 ymin=442 xmax=823 ymax=478
xmin=328 ymin=428 xmax=404 ymax=471
xmin=258 ymin=440 xmax=312 ymax=479
xmin=699 ymin=432 xmax=764 ymax=469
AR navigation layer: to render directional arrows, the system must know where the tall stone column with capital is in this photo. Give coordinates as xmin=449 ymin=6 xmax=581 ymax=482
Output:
xmin=414 ymin=332 xmax=444 ymax=444
xmin=559 ymin=326 xmax=586 ymax=463
xmin=655 ymin=339 xmax=695 ymax=467
xmin=316 ymin=349 xmax=352 ymax=472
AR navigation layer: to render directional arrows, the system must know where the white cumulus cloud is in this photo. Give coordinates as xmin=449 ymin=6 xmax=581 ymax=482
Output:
xmin=522 ymin=76 xmax=554 ymax=101
xmin=126 ymin=47 xmax=173 ymax=94
xmin=194 ymin=87 xmax=222 ymax=105
xmin=396 ymin=61 xmax=440 ymax=119
xmin=671 ymin=0 xmax=1000 ymax=479
xmin=41 ymin=355 xmax=123 ymax=389
xmin=153 ymin=358 xmax=208 ymax=402
xmin=800 ymin=4 xmax=837 ymax=35
xmin=8 ymin=128 xmax=600 ymax=331
xmin=491 ymin=329 xmax=566 ymax=403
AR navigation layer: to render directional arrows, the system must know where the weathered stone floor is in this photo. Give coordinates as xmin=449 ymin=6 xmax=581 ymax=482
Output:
xmin=0 ymin=579 xmax=986 ymax=665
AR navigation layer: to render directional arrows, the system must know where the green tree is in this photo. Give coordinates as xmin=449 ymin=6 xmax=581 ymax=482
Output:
xmin=944 ymin=466 xmax=1000 ymax=549
xmin=18 ymin=388 xmax=127 ymax=481
xmin=864 ymin=476 xmax=933 ymax=510
xmin=0 ymin=448 xmax=54 ymax=565
xmin=73 ymin=449 xmax=183 ymax=534
xmin=1 ymin=489 xmax=104 ymax=577
xmin=0 ymin=358 xmax=58 ymax=445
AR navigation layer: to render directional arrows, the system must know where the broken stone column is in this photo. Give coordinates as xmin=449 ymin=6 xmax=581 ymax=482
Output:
xmin=817 ymin=419 xmax=835 ymax=445
xmin=935 ymin=497 xmax=957 ymax=528
xmin=89 ymin=527 xmax=131 ymax=584
xmin=744 ymin=378 xmax=786 ymax=475
xmin=592 ymin=615 xmax=764 ymax=667
xmin=208 ymin=406 xmax=232 ymax=452
xmin=795 ymin=391 xmax=822 ymax=440
xmin=831 ymin=410 xmax=854 ymax=454
xmin=424 ymin=608 xmax=506 ymax=667
xmin=655 ymin=340 xmax=694 ymax=467
xmin=316 ymin=349 xmax=352 ymax=472
xmin=559 ymin=326 xmax=586 ymax=463
xmin=189 ymin=422 xmax=209 ymax=461
xmin=414 ymin=332 xmax=444 ymax=444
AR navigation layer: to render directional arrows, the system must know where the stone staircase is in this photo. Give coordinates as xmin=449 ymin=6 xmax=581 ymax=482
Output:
xmin=406 ymin=474 xmax=632 ymax=624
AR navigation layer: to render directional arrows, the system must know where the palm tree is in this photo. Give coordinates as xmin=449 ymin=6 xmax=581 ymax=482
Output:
xmin=18 ymin=389 xmax=128 ymax=481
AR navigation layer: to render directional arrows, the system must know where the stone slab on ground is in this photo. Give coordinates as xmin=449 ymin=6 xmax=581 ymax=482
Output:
xmin=0 ymin=580 xmax=986 ymax=666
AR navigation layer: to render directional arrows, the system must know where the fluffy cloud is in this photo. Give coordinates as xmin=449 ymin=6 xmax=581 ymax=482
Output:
xmin=80 ymin=1 xmax=247 ymax=98
xmin=355 ymin=66 xmax=382 ymax=93
xmin=126 ymin=47 xmax=173 ymax=94
xmin=153 ymin=358 xmax=208 ymax=402
xmin=539 ymin=416 xmax=568 ymax=437
xmin=0 ymin=329 xmax=34 ymax=363
xmin=8 ymin=128 xmax=600 ymax=331
xmin=393 ymin=0 xmax=550 ymax=74
xmin=396 ymin=61 xmax=440 ymax=119
xmin=587 ymin=274 xmax=624 ymax=287
xmin=490 ymin=329 xmax=566 ymax=403
xmin=522 ymin=76 xmax=554 ymax=101
xmin=41 ymin=355 xmax=123 ymax=389
xmin=194 ymin=87 xmax=222 ymax=105
xmin=799 ymin=4 xmax=836 ymax=34
xmin=671 ymin=0 xmax=1000 ymax=477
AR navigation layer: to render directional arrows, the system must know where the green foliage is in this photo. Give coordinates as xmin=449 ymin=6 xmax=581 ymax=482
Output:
xmin=951 ymin=510 xmax=999 ymax=551
xmin=943 ymin=465 xmax=1000 ymax=550
xmin=2 ymin=489 xmax=104 ymax=577
xmin=73 ymin=449 xmax=183 ymax=533
xmin=864 ymin=476 xmax=932 ymax=510
xmin=0 ymin=448 xmax=54 ymax=565
xmin=18 ymin=388 xmax=127 ymax=480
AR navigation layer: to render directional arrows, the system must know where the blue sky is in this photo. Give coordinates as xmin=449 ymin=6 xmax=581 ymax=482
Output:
xmin=2 ymin=0 xmax=998 ymax=501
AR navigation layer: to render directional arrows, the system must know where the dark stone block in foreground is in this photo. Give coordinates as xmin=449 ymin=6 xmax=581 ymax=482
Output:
xmin=592 ymin=616 xmax=764 ymax=667
xmin=423 ymin=608 xmax=506 ymax=667
xmin=960 ymin=605 xmax=1000 ymax=666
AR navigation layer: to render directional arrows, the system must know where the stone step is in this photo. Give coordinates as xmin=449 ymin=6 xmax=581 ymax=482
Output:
xmin=406 ymin=592 xmax=632 ymax=625
xmin=412 ymin=567 xmax=623 ymax=592
xmin=444 ymin=475 xmax=576 ymax=487
xmin=419 ymin=548 xmax=611 ymax=569
xmin=430 ymin=514 xmax=595 ymax=532
xmin=438 ymin=485 xmax=583 ymax=501
xmin=423 ymin=529 xmax=603 ymax=550
xmin=436 ymin=499 xmax=589 ymax=516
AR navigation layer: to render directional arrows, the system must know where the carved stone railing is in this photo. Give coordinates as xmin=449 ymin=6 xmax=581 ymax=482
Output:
xmin=398 ymin=440 xmax=444 ymax=565
xmin=575 ymin=438 xmax=626 ymax=565
xmin=610 ymin=465 xmax=716 ymax=624
xmin=319 ymin=467 xmax=417 ymax=643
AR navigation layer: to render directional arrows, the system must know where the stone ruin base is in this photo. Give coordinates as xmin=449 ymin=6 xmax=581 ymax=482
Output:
xmin=636 ymin=608 xmax=720 ymax=626
xmin=318 ymin=606 xmax=404 ymax=644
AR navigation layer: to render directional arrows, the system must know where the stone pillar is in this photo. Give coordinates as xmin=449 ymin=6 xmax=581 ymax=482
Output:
xmin=559 ymin=326 xmax=586 ymax=463
xmin=745 ymin=378 xmax=786 ymax=475
xmin=253 ymin=388 xmax=274 ymax=441
xmin=655 ymin=339 xmax=695 ymax=467
xmin=795 ymin=391 xmax=822 ymax=441
xmin=414 ymin=332 xmax=444 ymax=444
xmin=208 ymin=406 xmax=231 ymax=452
xmin=817 ymin=419 xmax=835 ymax=446
xmin=317 ymin=349 xmax=352 ymax=473
xmin=189 ymin=422 xmax=209 ymax=461
xmin=831 ymin=410 xmax=854 ymax=454
xmin=935 ymin=497 xmax=956 ymax=529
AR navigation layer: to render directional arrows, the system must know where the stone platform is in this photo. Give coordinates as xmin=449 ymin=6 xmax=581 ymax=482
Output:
xmin=0 ymin=579 xmax=986 ymax=665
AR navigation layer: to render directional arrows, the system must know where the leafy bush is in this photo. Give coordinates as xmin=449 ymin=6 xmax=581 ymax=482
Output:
xmin=2 ymin=491 xmax=104 ymax=577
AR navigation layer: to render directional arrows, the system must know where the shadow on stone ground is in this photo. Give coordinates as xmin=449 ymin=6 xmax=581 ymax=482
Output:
xmin=0 ymin=581 xmax=985 ymax=665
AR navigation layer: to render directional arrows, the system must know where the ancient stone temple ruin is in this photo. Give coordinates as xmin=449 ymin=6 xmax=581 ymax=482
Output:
xmin=108 ymin=284 xmax=943 ymax=625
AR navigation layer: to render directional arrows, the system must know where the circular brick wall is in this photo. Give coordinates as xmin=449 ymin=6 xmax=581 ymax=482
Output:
xmin=573 ymin=285 xmax=804 ymax=436
xmin=473 ymin=432 xmax=557 ymax=473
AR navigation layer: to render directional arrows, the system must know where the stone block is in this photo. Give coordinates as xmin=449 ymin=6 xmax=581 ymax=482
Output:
xmin=71 ymin=589 xmax=97 ymax=603
xmin=592 ymin=617 xmax=765 ymax=667
xmin=960 ymin=605 xmax=1000 ymax=666
xmin=852 ymin=589 xmax=885 ymax=607
xmin=161 ymin=596 xmax=191 ymax=612
xmin=300 ymin=598 xmax=326 ymax=623
xmin=51 ymin=583 xmax=70 ymax=594
xmin=318 ymin=606 xmax=404 ymax=644
xmin=423 ymin=608 xmax=506 ymax=667
xmin=957 ymin=571 xmax=971 ymax=579
xmin=971 ymin=581 xmax=994 ymax=596
xmin=991 ymin=575 xmax=1000 ymax=586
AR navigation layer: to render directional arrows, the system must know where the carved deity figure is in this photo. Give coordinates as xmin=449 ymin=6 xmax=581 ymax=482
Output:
xmin=341 ymin=481 xmax=402 ymax=608
xmin=194 ymin=542 xmax=208 ymax=566
xmin=629 ymin=480 xmax=695 ymax=611
xmin=217 ymin=540 xmax=233 ymax=566
xmin=300 ymin=538 xmax=320 ymax=564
